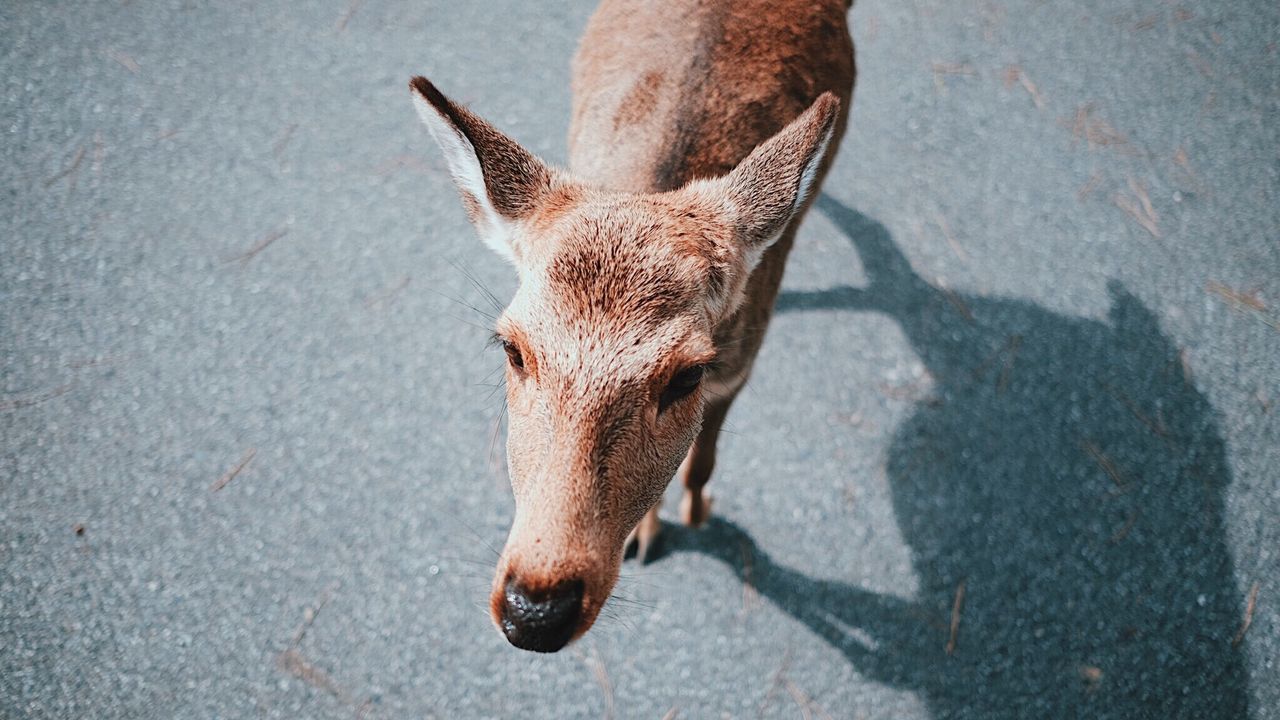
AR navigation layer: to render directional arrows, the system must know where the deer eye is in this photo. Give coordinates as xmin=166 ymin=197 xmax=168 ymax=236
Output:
xmin=659 ymin=365 xmax=705 ymax=413
xmin=502 ymin=340 xmax=525 ymax=371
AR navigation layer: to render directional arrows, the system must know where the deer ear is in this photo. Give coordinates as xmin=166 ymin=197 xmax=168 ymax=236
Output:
xmin=410 ymin=76 xmax=554 ymax=263
xmin=716 ymin=93 xmax=840 ymax=269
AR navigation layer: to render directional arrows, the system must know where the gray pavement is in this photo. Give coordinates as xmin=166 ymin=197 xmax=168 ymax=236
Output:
xmin=2 ymin=1 xmax=1278 ymax=718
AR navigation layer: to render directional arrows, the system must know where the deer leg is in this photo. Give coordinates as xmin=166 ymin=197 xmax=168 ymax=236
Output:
xmin=625 ymin=393 xmax=735 ymax=560
xmin=680 ymin=394 xmax=734 ymax=527
xmin=624 ymin=503 xmax=663 ymax=563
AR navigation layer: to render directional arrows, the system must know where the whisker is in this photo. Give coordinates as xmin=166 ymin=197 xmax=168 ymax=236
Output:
xmin=594 ymin=607 xmax=639 ymax=637
xmin=436 ymin=555 xmax=498 ymax=569
xmin=449 ymin=259 xmax=506 ymax=314
xmin=606 ymin=594 xmax=656 ymax=611
xmin=444 ymin=517 xmax=504 ymax=561
xmin=428 ymin=286 xmax=498 ymax=322
xmin=442 ymin=311 xmax=494 ymax=335
xmin=488 ymin=398 xmax=509 ymax=474
xmin=483 ymin=375 xmax=508 ymax=403
xmin=477 ymin=363 xmax=505 ymax=383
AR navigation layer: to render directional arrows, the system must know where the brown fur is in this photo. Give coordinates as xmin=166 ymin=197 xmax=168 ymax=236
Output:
xmin=410 ymin=0 xmax=855 ymax=650
xmin=571 ymin=0 xmax=854 ymax=191
xmin=612 ymin=70 xmax=666 ymax=130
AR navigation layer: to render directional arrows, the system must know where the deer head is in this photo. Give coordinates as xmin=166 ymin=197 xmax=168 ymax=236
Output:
xmin=410 ymin=76 xmax=837 ymax=652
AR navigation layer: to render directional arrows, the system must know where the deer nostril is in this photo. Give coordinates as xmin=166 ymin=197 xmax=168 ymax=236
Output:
xmin=499 ymin=577 xmax=584 ymax=653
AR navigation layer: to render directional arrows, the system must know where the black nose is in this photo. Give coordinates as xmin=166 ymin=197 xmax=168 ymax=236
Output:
xmin=499 ymin=577 xmax=584 ymax=653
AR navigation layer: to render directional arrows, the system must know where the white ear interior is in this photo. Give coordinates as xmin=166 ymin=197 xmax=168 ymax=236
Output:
xmin=793 ymin=119 xmax=835 ymax=215
xmin=714 ymin=96 xmax=839 ymax=273
xmin=411 ymin=91 xmax=517 ymax=263
xmin=736 ymin=121 xmax=835 ymax=273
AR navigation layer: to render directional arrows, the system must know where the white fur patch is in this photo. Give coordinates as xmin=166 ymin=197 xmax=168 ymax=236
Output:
xmin=794 ymin=120 xmax=835 ymax=214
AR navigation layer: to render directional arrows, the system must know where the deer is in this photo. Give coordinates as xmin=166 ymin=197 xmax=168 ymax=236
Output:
xmin=410 ymin=0 xmax=855 ymax=652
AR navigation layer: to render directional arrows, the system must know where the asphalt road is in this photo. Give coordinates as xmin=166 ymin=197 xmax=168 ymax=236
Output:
xmin=3 ymin=1 xmax=1278 ymax=718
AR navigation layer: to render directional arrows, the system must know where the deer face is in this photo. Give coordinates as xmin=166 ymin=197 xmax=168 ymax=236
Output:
xmin=410 ymin=77 xmax=836 ymax=651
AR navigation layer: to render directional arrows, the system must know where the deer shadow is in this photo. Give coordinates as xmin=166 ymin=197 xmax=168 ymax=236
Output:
xmin=658 ymin=195 xmax=1249 ymax=719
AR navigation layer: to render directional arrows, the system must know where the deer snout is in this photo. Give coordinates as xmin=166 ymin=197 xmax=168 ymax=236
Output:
xmin=497 ymin=576 xmax=585 ymax=653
